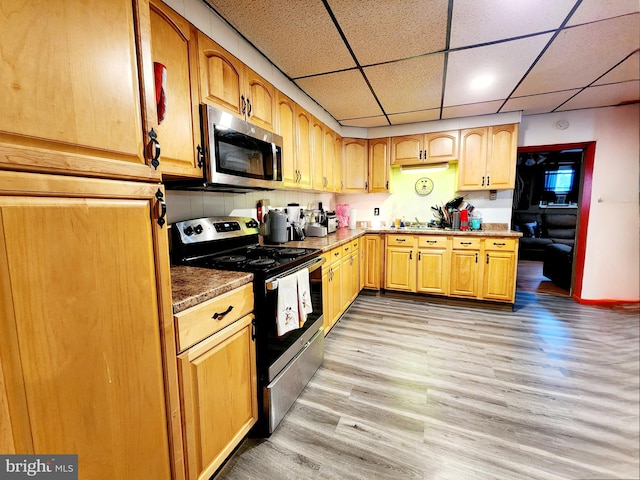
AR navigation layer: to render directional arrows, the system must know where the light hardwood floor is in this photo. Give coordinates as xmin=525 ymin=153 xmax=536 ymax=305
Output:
xmin=215 ymin=292 xmax=640 ymax=480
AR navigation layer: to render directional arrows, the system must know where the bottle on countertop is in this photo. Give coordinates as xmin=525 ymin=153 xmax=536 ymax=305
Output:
xmin=257 ymin=200 xmax=263 ymax=222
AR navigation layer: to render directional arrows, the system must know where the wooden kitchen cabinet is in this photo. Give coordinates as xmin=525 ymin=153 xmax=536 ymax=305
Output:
xmin=198 ymin=32 xmax=275 ymax=132
xmin=322 ymin=247 xmax=343 ymax=333
xmin=294 ymin=106 xmax=314 ymax=189
xmin=416 ymin=236 xmax=451 ymax=295
xmin=391 ymin=131 xmax=459 ymax=165
xmin=458 ymin=124 xmax=518 ymax=190
xmin=449 ymin=237 xmax=482 ymax=298
xmin=311 ymin=117 xmax=325 ymax=191
xmin=323 ymin=128 xmax=337 ymax=191
xmin=150 ymin=0 xmax=202 ymax=178
xmin=0 ymin=0 xmax=159 ymax=182
xmin=342 ymin=138 xmax=368 ymax=193
xmin=0 ymin=172 xmax=178 ymax=479
xmin=178 ymin=312 xmax=257 ymax=480
xmin=482 ymin=238 xmax=518 ymax=302
xmin=334 ymin=134 xmax=344 ymax=193
xmin=276 ymin=92 xmax=298 ymax=188
xmin=341 ymin=240 xmax=360 ymax=309
xmin=368 ymin=137 xmax=391 ymax=193
xmin=385 ymin=235 xmax=417 ymax=292
xmin=363 ymin=234 xmax=382 ymax=290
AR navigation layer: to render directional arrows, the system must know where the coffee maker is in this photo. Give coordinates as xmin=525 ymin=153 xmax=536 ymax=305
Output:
xmin=285 ymin=204 xmax=305 ymax=241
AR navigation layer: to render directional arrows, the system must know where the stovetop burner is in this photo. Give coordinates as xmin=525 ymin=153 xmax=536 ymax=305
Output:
xmin=217 ymin=255 xmax=248 ymax=265
xmin=248 ymin=258 xmax=277 ymax=267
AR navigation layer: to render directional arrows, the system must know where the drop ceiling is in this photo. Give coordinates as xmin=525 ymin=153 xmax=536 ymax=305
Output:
xmin=202 ymin=0 xmax=640 ymax=127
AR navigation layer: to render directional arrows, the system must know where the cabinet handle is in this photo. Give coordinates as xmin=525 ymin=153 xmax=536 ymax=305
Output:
xmin=212 ymin=305 xmax=234 ymax=320
xmin=247 ymin=98 xmax=252 ymax=117
xmin=481 ymin=176 xmax=485 ymax=186
xmin=419 ymin=150 xmax=422 ymax=160
xmin=385 ymin=181 xmax=389 ymax=189
xmin=196 ymin=144 xmax=204 ymax=169
xmin=147 ymin=128 xmax=161 ymax=169
xmin=334 ymin=251 xmax=340 ymax=257
xmin=487 ymin=176 xmax=490 ymax=186
xmin=486 ymin=253 xmax=490 ymax=264
xmin=493 ymin=242 xmax=506 ymax=247
xmin=155 ymin=188 xmax=167 ymax=227
xmin=426 ymin=240 xmax=436 ymax=244
xmin=365 ymin=180 xmax=368 ymax=190
xmin=475 ymin=253 xmax=478 ymax=263
xmin=418 ymin=251 xmax=422 ymax=260
xmin=396 ymin=238 xmax=405 ymax=242
xmin=460 ymin=241 xmax=472 ymax=245
xmin=251 ymin=318 xmax=256 ymax=340
xmin=409 ymin=250 xmax=413 ymax=260
xmin=241 ymin=95 xmax=246 ymax=115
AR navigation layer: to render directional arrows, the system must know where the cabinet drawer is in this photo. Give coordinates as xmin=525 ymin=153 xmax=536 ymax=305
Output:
xmin=484 ymin=238 xmax=517 ymax=251
xmin=418 ymin=236 xmax=448 ymax=248
xmin=387 ymin=235 xmax=416 ymax=247
xmin=452 ymin=237 xmax=481 ymax=249
xmin=175 ymin=283 xmax=254 ymax=352
xmin=328 ymin=246 xmax=343 ymax=264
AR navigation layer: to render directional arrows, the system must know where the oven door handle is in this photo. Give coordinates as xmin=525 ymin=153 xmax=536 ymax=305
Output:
xmin=265 ymin=256 xmax=325 ymax=291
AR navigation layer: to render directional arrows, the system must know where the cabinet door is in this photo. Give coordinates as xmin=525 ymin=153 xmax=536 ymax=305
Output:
xmin=246 ymin=69 xmax=275 ymax=131
xmin=458 ymin=127 xmax=488 ymax=190
xmin=179 ymin=315 xmax=257 ymax=480
xmin=322 ymin=266 xmax=332 ymax=334
xmin=324 ymin=128 xmax=336 ymax=191
xmin=0 ymin=0 xmax=158 ymax=181
xmin=0 ymin=174 xmax=173 ymax=478
xmin=329 ymin=260 xmax=343 ymax=329
xmin=369 ymin=138 xmax=390 ymax=193
xmin=295 ymin=107 xmax=313 ymax=189
xmin=417 ymin=248 xmax=450 ymax=295
xmin=391 ymin=135 xmax=423 ymax=165
xmin=334 ymin=135 xmax=343 ymax=193
xmin=350 ymin=251 xmax=360 ymax=302
xmin=385 ymin=247 xmax=416 ymax=292
xmin=482 ymin=251 xmax=516 ymax=302
xmin=363 ymin=235 xmax=381 ymax=289
xmin=450 ymin=250 xmax=480 ymax=298
xmin=425 ymin=131 xmax=459 ymax=163
xmin=276 ymin=92 xmax=298 ymax=187
xmin=150 ymin=1 xmax=202 ymax=178
xmin=340 ymin=254 xmax=353 ymax=312
xmin=198 ymin=32 xmax=244 ymax=117
xmin=342 ymin=138 xmax=368 ymax=193
xmin=311 ymin=117 xmax=325 ymax=190
xmin=486 ymin=124 xmax=518 ymax=189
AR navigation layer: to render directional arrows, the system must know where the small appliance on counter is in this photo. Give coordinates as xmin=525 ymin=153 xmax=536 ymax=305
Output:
xmin=264 ymin=209 xmax=288 ymax=244
xmin=304 ymin=223 xmax=327 ymax=237
xmin=322 ymin=211 xmax=339 ymax=234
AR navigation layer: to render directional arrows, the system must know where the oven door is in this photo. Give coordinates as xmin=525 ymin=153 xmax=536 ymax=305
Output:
xmin=261 ymin=256 xmax=324 ymax=382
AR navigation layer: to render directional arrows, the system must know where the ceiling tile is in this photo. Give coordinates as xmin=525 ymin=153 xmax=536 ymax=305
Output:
xmin=204 ymin=0 xmax=355 ymax=77
xmin=340 ymin=116 xmax=389 ymax=127
xmin=364 ymin=54 xmax=444 ymax=114
xmin=329 ymin=0 xmax=448 ymax=65
xmin=567 ymin=0 xmax=639 ymax=25
xmin=502 ymin=90 xmax=581 ymax=115
xmin=295 ymin=70 xmax=383 ymax=120
xmin=514 ymin=15 xmax=640 ymax=96
xmin=388 ymin=109 xmax=441 ymax=125
xmin=445 ymin=34 xmax=552 ymax=106
xmin=450 ymin=0 xmax=574 ymax=49
xmin=442 ymin=101 xmax=504 ymax=119
xmin=556 ymin=81 xmax=640 ymax=111
xmin=594 ymin=51 xmax=640 ymax=86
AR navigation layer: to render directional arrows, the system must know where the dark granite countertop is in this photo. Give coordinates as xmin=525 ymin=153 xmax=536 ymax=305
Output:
xmin=170 ymin=266 xmax=253 ymax=314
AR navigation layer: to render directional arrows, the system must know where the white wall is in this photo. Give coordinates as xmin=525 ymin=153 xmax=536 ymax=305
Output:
xmin=519 ymin=105 xmax=639 ymax=301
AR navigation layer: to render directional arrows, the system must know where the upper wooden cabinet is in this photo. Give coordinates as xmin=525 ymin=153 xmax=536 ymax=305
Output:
xmin=458 ymin=124 xmax=518 ymax=190
xmin=334 ymin=134 xmax=343 ymax=193
xmin=197 ymin=32 xmax=275 ymax=132
xmin=294 ymin=106 xmax=313 ymax=189
xmin=324 ymin=128 xmax=336 ymax=191
xmin=391 ymin=131 xmax=459 ymax=166
xmin=150 ymin=0 xmax=202 ymax=179
xmin=368 ymin=137 xmax=390 ymax=193
xmin=342 ymin=138 xmax=368 ymax=193
xmin=311 ymin=117 xmax=325 ymax=191
xmin=0 ymin=0 xmax=159 ymax=182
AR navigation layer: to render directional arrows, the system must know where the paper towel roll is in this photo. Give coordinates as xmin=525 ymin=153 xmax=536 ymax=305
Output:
xmin=349 ymin=208 xmax=357 ymax=229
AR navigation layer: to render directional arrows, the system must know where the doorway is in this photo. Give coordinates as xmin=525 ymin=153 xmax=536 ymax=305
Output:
xmin=512 ymin=142 xmax=595 ymax=299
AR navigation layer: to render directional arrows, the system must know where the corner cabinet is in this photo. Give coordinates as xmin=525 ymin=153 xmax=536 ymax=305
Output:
xmin=0 ymin=0 xmax=160 ymax=182
xmin=150 ymin=0 xmax=202 ymax=178
xmin=0 ymin=172 xmax=177 ymax=479
xmin=458 ymin=124 xmax=518 ymax=190
xmin=197 ymin=32 xmax=275 ymax=132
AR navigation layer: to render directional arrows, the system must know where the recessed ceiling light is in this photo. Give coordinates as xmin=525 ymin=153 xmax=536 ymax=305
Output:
xmin=470 ymin=75 xmax=493 ymax=90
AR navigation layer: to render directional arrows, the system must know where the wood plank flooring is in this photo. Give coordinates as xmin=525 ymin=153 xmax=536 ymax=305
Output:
xmin=215 ymin=292 xmax=640 ymax=480
xmin=516 ymin=260 xmax=570 ymax=297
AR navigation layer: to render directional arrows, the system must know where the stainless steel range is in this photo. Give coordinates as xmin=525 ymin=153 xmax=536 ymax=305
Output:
xmin=171 ymin=216 xmax=324 ymax=435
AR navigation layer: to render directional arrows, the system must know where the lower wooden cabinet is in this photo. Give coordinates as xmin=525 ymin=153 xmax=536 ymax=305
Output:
xmin=322 ymin=240 xmax=360 ymax=334
xmin=384 ymin=233 xmax=518 ymax=303
xmin=175 ymin=284 xmax=257 ymax=480
xmin=0 ymin=172 xmax=176 ymax=479
xmin=362 ymin=234 xmax=382 ymax=290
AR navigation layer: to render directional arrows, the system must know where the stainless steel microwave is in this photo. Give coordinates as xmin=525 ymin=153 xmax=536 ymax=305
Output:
xmin=200 ymin=104 xmax=283 ymax=190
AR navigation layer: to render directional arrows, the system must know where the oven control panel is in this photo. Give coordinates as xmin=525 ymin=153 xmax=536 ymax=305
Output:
xmin=173 ymin=216 xmax=260 ymax=245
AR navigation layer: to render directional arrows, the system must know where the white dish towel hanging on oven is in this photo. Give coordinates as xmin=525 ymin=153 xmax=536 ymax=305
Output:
xmin=296 ymin=267 xmax=313 ymax=326
xmin=276 ymin=272 xmax=300 ymax=336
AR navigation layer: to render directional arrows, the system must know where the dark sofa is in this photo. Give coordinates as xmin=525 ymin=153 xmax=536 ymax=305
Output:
xmin=512 ymin=212 xmax=577 ymax=261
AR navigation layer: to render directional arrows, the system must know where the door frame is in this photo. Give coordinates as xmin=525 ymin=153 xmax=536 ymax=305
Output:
xmin=516 ymin=141 xmax=595 ymax=300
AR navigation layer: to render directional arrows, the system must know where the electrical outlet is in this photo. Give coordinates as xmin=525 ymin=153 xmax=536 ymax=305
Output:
xmin=374 ymin=208 xmax=380 ymax=216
